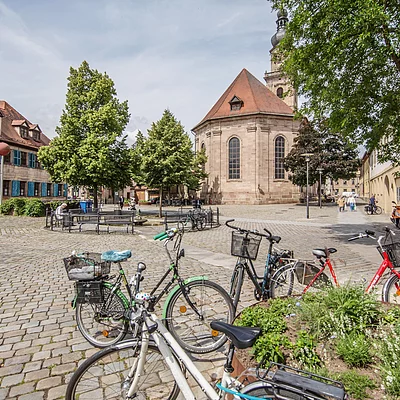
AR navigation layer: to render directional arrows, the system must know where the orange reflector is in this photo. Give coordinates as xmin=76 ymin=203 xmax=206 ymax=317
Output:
xmin=102 ymin=330 xmax=109 ymax=337
xmin=211 ymin=330 xmax=219 ymax=337
xmin=179 ymin=306 xmax=187 ymax=313
xmin=396 ymin=289 xmax=400 ymax=296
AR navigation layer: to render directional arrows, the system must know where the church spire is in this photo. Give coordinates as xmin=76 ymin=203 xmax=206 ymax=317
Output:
xmin=271 ymin=9 xmax=288 ymax=48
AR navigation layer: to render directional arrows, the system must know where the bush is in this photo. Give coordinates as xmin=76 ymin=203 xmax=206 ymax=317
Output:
xmin=333 ymin=370 xmax=377 ymax=400
xmin=24 ymin=199 xmax=46 ymax=217
xmin=0 ymin=198 xmax=14 ymax=215
xmin=335 ymin=332 xmax=371 ymax=367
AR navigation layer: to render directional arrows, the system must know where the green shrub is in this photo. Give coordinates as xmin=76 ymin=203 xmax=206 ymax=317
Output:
xmin=24 ymin=199 xmax=46 ymax=217
xmin=252 ymin=332 xmax=292 ymax=363
xmin=10 ymin=198 xmax=27 ymax=216
xmin=335 ymin=332 xmax=371 ymax=367
xmin=0 ymin=198 xmax=14 ymax=215
xmin=293 ymin=330 xmax=321 ymax=369
xmin=333 ymin=370 xmax=377 ymax=400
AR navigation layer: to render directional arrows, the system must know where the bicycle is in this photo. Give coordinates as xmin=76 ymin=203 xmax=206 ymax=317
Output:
xmin=64 ymin=226 xmax=234 ymax=353
xmin=270 ymin=227 xmax=400 ymax=304
xmin=66 ymin=262 xmax=348 ymax=400
xmin=180 ymin=208 xmax=208 ymax=230
xmin=364 ymin=202 xmax=382 ymax=215
xmin=390 ymin=200 xmax=400 ymax=229
xmin=226 ymin=220 xmax=293 ymax=311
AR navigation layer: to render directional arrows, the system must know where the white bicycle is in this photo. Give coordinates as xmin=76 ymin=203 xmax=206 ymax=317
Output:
xmin=66 ymin=263 xmax=348 ymax=400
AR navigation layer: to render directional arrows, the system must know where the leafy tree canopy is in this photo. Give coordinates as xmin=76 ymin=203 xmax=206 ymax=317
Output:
xmin=133 ymin=109 xmax=207 ymax=214
xmin=285 ymin=119 xmax=360 ymax=186
xmin=270 ymin=0 xmax=400 ymax=163
xmin=38 ymin=61 xmax=131 ymax=206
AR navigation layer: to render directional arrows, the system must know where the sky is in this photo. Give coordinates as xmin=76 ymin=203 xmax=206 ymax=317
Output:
xmin=0 ymin=0 xmax=280 ymax=145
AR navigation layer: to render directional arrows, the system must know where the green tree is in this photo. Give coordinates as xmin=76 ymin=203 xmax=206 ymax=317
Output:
xmin=134 ymin=109 xmax=207 ymax=216
xmin=284 ymin=119 xmax=360 ymax=189
xmin=38 ymin=61 xmax=131 ymax=207
xmin=269 ymin=0 xmax=400 ymax=163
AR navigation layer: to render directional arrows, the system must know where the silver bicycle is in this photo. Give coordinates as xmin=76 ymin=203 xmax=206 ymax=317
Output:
xmin=66 ymin=263 xmax=348 ymax=399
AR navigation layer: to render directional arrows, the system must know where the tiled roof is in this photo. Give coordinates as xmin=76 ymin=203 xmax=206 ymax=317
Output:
xmin=194 ymin=68 xmax=294 ymax=129
xmin=0 ymin=101 xmax=50 ymax=149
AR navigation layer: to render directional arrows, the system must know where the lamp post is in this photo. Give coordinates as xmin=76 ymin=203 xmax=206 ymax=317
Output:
xmin=0 ymin=142 xmax=11 ymax=206
xmin=301 ymin=153 xmax=313 ymax=219
xmin=316 ymin=168 xmax=323 ymax=209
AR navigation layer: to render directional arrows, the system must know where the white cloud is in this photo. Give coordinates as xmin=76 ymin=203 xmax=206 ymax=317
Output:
xmin=0 ymin=0 xmax=279 ymax=138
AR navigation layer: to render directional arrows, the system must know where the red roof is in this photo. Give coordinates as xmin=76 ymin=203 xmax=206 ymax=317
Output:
xmin=194 ymin=68 xmax=294 ymax=129
xmin=0 ymin=100 xmax=50 ymax=149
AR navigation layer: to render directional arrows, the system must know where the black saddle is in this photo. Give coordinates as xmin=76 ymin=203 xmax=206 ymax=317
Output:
xmin=312 ymin=248 xmax=337 ymax=259
xmin=210 ymin=321 xmax=261 ymax=349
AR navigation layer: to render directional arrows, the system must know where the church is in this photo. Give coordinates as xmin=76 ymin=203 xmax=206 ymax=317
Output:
xmin=192 ymin=10 xmax=300 ymax=205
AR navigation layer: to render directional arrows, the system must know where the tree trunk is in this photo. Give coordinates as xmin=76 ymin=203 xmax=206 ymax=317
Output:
xmin=159 ymin=187 xmax=163 ymax=218
xmin=93 ymin=184 xmax=98 ymax=209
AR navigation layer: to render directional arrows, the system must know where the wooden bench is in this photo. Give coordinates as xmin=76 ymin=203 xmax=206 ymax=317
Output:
xmin=97 ymin=212 xmax=135 ymax=234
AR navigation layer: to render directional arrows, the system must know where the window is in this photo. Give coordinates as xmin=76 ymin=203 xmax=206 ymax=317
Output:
xmin=21 ymin=151 xmax=27 ymax=167
xmin=20 ymin=181 xmax=26 ymax=196
xmin=34 ymin=182 xmax=40 ymax=196
xmin=229 ymin=96 xmax=243 ymax=112
xmin=47 ymin=183 xmax=52 ymax=197
xmin=20 ymin=126 xmax=28 ymax=138
xmin=3 ymin=180 xmax=10 ymax=196
xmin=343 ymin=180 xmax=347 ymax=185
xmin=201 ymin=143 xmax=206 ymax=172
xmin=3 ymin=153 xmax=10 ymax=164
xmin=228 ymin=137 xmax=240 ymax=179
xmin=352 ymin=179 xmax=355 ymax=185
xmin=275 ymin=136 xmax=285 ymax=179
xmin=32 ymin=130 xmax=40 ymax=141
xmin=276 ymin=87 xmax=284 ymax=98
xmin=28 ymin=153 xmax=37 ymax=168
xmin=13 ymin=150 xmax=21 ymax=166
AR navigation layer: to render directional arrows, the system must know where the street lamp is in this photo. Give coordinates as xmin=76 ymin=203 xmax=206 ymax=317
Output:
xmin=301 ymin=153 xmax=313 ymax=219
xmin=316 ymin=167 xmax=323 ymax=209
xmin=0 ymin=142 xmax=11 ymax=206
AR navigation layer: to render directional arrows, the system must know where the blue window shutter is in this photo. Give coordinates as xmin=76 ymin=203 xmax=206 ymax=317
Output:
xmin=53 ymin=183 xmax=58 ymax=197
xmin=13 ymin=150 xmax=21 ymax=166
xmin=12 ymin=181 xmax=20 ymax=196
xmin=28 ymin=153 xmax=32 ymax=168
xmin=27 ymin=182 xmax=34 ymax=196
xmin=41 ymin=182 xmax=47 ymax=197
xmin=63 ymin=183 xmax=68 ymax=197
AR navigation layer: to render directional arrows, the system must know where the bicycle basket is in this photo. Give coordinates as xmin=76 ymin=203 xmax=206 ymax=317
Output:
xmin=381 ymin=232 xmax=400 ymax=267
xmin=231 ymin=231 xmax=261 ymax=260
xmin=75 ymin=281 xmax=103 ymax=304
xmin=63 ymin=252 xmax=111 ymax=281
xmin=295 ymin=262 xmax=331 ymax=287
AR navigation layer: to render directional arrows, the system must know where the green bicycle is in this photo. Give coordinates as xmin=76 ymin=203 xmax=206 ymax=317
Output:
xmin=64 ymin=227 xmax=234 ymax=353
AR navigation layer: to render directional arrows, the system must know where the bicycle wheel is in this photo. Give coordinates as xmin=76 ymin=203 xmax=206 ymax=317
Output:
xmin=165 ymin=280 xmax=235 ymax=353
xmin=375 ymin=206 xmax=383 ymax=215
xmin=365 ymin=206 xmax=372 ymax=215
xmin=66 ymin=341 xmax=180 ymax=400
xmin=197 ymin=215 xmax=206 ymax=231
xmin=382 ymin=274 xmax=400 ymax=305
xmin=76 ymin=285 xmax=128 ymax=347
xmin=240 ymin=381 xmax=276 ymax=398
xmin=230 ymin=264 xmax=245 ymax=311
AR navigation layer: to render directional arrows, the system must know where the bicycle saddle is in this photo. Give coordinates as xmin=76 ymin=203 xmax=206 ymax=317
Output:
xmin=312 ymin=248 xmax=337 ymax=258
xmin=210 ymin=321 xmax=261 ymax=349
xmin=101 ymin=250 xmax=132 ymax=262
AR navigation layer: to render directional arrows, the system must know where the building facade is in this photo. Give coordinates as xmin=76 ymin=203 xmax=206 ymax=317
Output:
xmin=192 ymin=12 xmax=300 ymax=204
xmin=0 ymin=101 xmax=66 ymax=202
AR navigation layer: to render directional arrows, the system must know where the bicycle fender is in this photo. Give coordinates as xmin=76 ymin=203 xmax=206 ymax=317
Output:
xmin=162 ymin=276 xmax=208 ymax=319
xmin=70 ymin=281 xmax=129 ymax=309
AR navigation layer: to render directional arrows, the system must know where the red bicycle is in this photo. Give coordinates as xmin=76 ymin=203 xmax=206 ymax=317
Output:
xmin=270 ymin=227 xmax=400 ymax=303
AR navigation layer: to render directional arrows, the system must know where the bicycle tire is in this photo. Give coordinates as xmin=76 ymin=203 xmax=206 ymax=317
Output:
xmin=197 ymin=215 xmax=206 ymax=231
xmin=382 ymin=274 xmax=400 ymax=305
xmin=66 ymin=340 xmax=180 ymax=400
xmin=230 ymin=264 xmax=245 ymax=311
xmin=375 ymin=206 xmax=383 ymax=215
xmin=240 ymin=381 xmax=277 ymax=398
xmin=76 ymin=284 xmax=128 ymax=348
xmin=165 ymin=280 xmax=235 ymax=353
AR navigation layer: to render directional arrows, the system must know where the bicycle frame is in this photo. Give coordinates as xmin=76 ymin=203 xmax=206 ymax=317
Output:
xmin=127 ymin=312 xmax=252 ymax=400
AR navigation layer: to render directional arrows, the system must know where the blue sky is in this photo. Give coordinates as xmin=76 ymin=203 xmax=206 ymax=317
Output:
xmin=0 ymin=0 xmax=279 ymax=145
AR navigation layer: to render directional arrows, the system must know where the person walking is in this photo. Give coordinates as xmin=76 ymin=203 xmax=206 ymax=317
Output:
xmin=347 ymin=195 xmax=356 ymax=211
xmin=119 ymin=196 xmax=124 ymax=210
xmin=337 ymin=196 xmax=346 ymax=212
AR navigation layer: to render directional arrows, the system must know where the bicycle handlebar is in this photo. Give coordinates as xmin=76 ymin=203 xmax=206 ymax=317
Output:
xmin=225 ymin=219 xmax=280 ymax=242
xmin=153 ymin=227 xmax=179 ymax=241
xmin=348 ymin=229 xmax=376 ymax=242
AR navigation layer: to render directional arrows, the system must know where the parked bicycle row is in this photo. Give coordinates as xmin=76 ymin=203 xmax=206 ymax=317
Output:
xmin=60 ymin=215 xmax=400 ymax=399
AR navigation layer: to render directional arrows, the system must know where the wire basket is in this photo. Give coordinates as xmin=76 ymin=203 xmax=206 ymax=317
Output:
xmin=63 ymin=252 xmax=111 ymax=281
xmin=231 ymin=231 xmax=261 ymax=260
xmin=75 ymin=281 xmax=104 ymax=304
xmin=380 ymin=231 xmax=400 ymax=267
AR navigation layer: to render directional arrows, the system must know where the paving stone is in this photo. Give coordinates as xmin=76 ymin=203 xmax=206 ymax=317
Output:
xmin=25 ymin=368 xmax=50 ymax=382
xmin=52 ymin=347 xmax=71 ymax=357
xmin=1 ymin=373 xmax=25 ymax=387
xmin=3 ymin=355 xmax=31 ymax=367
xmin=42 ymin=356 xmax=61 ymax=368
xmin=8 ymin=382 xmax=35 ymax=397
xmin=22 ymin=361 xmax=43 ymax=373
xmin=61 ymin=352 xmax=82 ymax=364
xmin=2 ymin=336 xmax=22 ymax=345
xmin=15 ymin=345 xmax=42 ymax=356
xmin=47 ymin=384 xmax=67 ymax=400
xmin=0 ymin=388 xmax=9 ymax=400
xmin=12 ymin=340 xmax=32 ymax=351
xmin=19 ymin=391 xmax=45 ymax=400
xmin=31 ymin=350 xmax=51 ymax=361
xmin=51 ymin=362 xmax=76 ymax=376
xmin=36 ymin=376 xmax=62 ymax=390
xmin=0 ymin=363 xmax=23 ymax=377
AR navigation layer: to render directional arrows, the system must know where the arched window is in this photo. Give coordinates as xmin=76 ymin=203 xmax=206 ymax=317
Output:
xmin=275 ymin=136 xmax=285 ymax=179
xmin=276 ymin=87 xmax=284 ymax=98
xmin=228 ymin=137 xmax=240 ymax=179
xmin=201 ymin=143 xmax=206 ymax=172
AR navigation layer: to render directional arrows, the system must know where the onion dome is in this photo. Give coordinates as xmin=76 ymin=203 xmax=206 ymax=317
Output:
xmin=271 ymin=9 xmax=288 ymax=48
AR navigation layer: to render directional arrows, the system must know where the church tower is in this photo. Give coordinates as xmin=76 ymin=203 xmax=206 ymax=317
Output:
xmin=264 ymin=10 xmax=298 ymax=110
